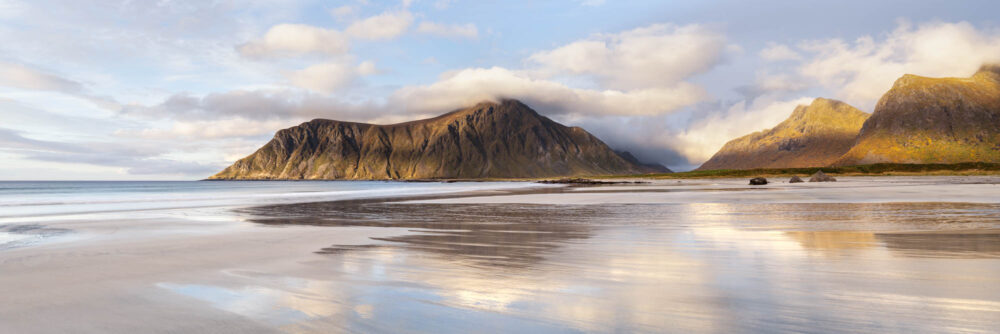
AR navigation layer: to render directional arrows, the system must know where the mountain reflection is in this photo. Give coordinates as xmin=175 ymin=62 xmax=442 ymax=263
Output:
xmin=242 ymin=200 xmax=629 ymax=268
xmin=220 ymin=199 xmax=1000 ymax=332
xmin=243 ymin=200 xmax=1000 ymax=265
xmin=877 ymin=233 xmax=1000 ymax=258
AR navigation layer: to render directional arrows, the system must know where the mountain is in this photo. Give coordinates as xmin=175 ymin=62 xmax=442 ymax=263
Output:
xmin=615 ymin=150 xmax=671 ymax=173
xmin=835 ymin=65 xmax=1000 ymax=165
xmin=209 ymin=100 xmax=666 ymax=180
xmin=696 ymin=98 xmax=869 ymax=170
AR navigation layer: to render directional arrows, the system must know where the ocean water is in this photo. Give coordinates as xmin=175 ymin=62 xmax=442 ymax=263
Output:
xmin=0 ymin=180 xmax=539 ymax=220
xmin=2 ymin=178 xmax=1000 ymax=333
xmin=0 ymin=180 xmax=542 ymax=249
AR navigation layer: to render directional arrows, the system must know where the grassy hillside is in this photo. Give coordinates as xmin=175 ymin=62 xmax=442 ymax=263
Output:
xmin=605 ymin=162 xmax=1000 ymax=179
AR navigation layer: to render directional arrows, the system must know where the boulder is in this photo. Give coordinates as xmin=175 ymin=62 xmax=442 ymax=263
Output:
xmin=789 ymin=176 xmax=804 ymax=183
xmin=809 ymin=170 xmax=836 ymax=182
xmin=749 ymin=177 xmax=768 ymax=185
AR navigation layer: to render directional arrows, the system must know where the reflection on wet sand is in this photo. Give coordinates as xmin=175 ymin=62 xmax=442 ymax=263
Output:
xmin=198 ymin=199 xmax=1000 ymax=332
xmin=785 ymin=231 xmax=879 ymax=250
xmin=877 ymin=233 xmax=1000 ymax=258
xmin=245 ymin=201 xmax=609 ymax=268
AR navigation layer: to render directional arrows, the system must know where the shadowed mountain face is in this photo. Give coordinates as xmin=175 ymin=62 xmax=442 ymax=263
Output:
xmin=836 ymin=65 xmax=1000 ymax=165
xmin=209 ymin=100 xmax=666 ymax=180
xmin=697 ymin=98 xmax=869 ymax=170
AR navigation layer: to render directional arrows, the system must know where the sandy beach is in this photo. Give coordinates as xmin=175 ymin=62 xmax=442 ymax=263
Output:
xmin=1 ymin=177 xmax=999 ymax=333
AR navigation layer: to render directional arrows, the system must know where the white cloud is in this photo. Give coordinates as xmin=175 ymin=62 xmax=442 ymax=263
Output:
xmin=433 ymin=0 xmax=453 ymax=9
xmin=237 ymin=24 xmax=349 ymax=58
xmin=0 ymin=61 xmax=83 ymax=93
xmin=389 ymin=67 xmax=706 ymax=116
xmin=759 ymin=43 xmax=801 ymax=61
xmin=356 ymin=61 xmax=378 ymax=75
xmin=330 ymin=5 xmax=357 ymax=21
xmin=0 ymin=60 xmax=121 ymax=110
xmin=416 ymin=22 xmax=478 ymax=39
xmin=529 ymin=24 xmax=727 ymax=90
xmin=119 ymin=118 xmax=295 ymax=140
xmin=121 ymin=89 xmax=389 ymax=123
xmin=345 ymin=11 xmax=414 ymax=40
xmin=795 ymin=21 xmax=1000 ymax=109
xmin=287 ymin=60 xmax=368 ymax=94
xmin=0 ymin=0 xmax=26 ymax=19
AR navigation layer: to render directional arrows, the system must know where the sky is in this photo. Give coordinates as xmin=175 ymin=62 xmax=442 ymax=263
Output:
xmin=1 ymin=0 xmax=1000 ymax=179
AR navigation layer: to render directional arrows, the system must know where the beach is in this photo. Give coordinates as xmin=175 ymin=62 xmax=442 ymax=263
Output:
xmin=1 ymin=177 xmax=999 ymax=333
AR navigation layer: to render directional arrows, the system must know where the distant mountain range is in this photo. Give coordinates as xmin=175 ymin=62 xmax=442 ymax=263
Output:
xmin=699 ymin=64 xmax=1000 ymax=170
xmin=209 ymin=100 xmax=668 ymax=180
xmin=211 ymin=64 xmax=1000 ymax=179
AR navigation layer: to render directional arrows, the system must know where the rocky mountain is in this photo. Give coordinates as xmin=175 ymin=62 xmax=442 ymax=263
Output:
xmin=697 ymin=98 xmax=870 ymax=170
xmin=209 ymin=99 xmax=667 ymax=180
xmin=835 ymin=65 xmax=1000 ymax=165
xmin=616 ymin=150 xmax=671 ymax=173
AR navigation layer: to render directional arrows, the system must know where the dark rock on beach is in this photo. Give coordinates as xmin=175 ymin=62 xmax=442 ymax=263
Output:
xmin=749 ymin=177 xmax=768 ymax=185
xmin=809 ymin=170 xmax=836 ymax=182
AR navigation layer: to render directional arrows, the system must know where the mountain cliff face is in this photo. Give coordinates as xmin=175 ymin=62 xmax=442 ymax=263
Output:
xmin=697 ymin=98 xmax=869 ymax=170
xmin=209 ymin=100 xmax=666 ymax=180
xmin=835 ymin=65 xmax=1000 ymax=165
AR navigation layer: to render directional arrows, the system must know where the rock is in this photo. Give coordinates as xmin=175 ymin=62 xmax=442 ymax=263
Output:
xmin=809 ymin=170 xmax=836 ymax=182
xmin=789 ymin=176 xmax=804 ymax=183
xmin=749 ymin=177 xmax=768 ymax=185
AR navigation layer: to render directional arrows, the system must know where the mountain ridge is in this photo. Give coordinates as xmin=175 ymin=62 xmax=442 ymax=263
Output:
xmin=209 ymin=99 xmax=667 ymax=180
xmin=696 ymin=98 xmax=870 ymax=170
xmin=834 ymin=65 xmax=1000 ymax=165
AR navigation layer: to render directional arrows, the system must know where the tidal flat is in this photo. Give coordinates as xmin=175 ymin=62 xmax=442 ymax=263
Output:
xmin=1 ymin=177 xmax=999 ymax=333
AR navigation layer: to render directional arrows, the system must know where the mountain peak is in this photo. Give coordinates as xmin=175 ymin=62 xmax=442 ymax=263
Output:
xmin=975 ymin=63 xmax=1000 ymax=81
xmin=835 ymin=67 xmax=1000 ymax=165
xmin=697 ymin=98 xmax=868 ymax=170
xmin=210 ymin=101 xmax=653 ymax=180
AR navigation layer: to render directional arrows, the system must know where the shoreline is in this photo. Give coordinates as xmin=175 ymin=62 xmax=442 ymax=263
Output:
xmin=198 ymin=162 xmax=1000 ymax=182
xmin=2 ymin=177 xmax=999 ymax=332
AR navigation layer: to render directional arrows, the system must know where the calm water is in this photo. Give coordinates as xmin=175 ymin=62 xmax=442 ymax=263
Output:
xmin=3 ymin=180 xmax=1000 ymax=333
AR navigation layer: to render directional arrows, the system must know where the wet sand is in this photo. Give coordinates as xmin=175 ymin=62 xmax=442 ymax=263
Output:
xmin=2 ymin=176 xmax=1000 ymax=333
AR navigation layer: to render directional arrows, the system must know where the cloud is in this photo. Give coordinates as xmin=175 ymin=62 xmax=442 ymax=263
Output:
xmin=389 ymin=67 xmax=706 ymax=116
xmin=0 ymin=60 xmax=121 ymax=110
xmin=759 ymin=43 xmax=801 ymax=61
xmin=121 ymin=89 xmax=388 ymax=123
xmin=416 ymin=22 xmax=478 ymax=39
xmin=528 ymin=24 xmax=727 ymax=90
xmin=345 ymin=11 xmax=414 ymax=40
xmin=0 ymin=61 xmax=83 ymax=93
xmin=117 ymin=119 xmax=295 ymax=140
xmin=579 ymin=0 xmax=605 ymax=6
xmin=433 ymin=0 xmax=453 ymax=9
xmin=237 ymin=24 xmax=349 ymax=58
xmin=794 ymin=21 xmax=1000 ymax=109
xmin=330 ymin=5 xmax=357 ymax=21
xmin=287 ymin=60 xmax=376 ymax=93
xmin=0 ymin=127 xmax=220 ymax=176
